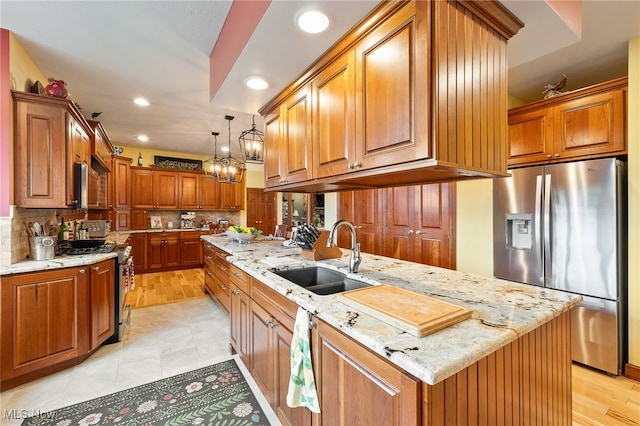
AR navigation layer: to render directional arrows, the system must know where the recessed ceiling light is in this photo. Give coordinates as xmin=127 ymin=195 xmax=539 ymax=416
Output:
xmin=137 ymin=135 xmax=149 ymax=142
xmin=134 ymin=97 xmax=150 ymax=106
xmin=245 ymin=76 xmax=268 ymax=90
xmin=296 ymin=8 xmax=331 ymax=34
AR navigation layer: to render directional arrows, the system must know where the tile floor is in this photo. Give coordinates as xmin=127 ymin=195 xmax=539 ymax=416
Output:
xmin=0 ymin=298 xmax=282 ymax=426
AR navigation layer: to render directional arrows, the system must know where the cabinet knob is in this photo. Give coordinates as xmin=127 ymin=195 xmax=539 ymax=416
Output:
xmin=547 ymin=154 xmax=552 ymax=159
xmin=415 ymin=230 xmax=422 ymax=235
xmin=92 ymin=266 xmax=99 ymax=271
xmin=79 ymin=269 xmax=86 ymax=274
xmin=232 ymin=290 xmax=241 ymax=296
xmin=408 ymin=229 xmax=414 ymax=235
xmin=347 ymin=163 xmax=353 ymax=170
xmin=554 ymin=153 xmax=560 ymax=158
xmin=353 ymin=161 xmax=361 ymax=168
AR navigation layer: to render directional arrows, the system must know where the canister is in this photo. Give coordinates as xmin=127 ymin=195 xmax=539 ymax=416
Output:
xmin=30 ymin=236 xmax=57 ymax=261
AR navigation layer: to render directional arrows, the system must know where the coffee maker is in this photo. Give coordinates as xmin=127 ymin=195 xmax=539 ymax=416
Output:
xmin=180 ymin=211 xmax=196 ymax=229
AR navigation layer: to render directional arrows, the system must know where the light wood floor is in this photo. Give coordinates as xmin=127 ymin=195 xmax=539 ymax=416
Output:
xmin=127 ymin=267 xmax=206 ymax=309
xmin=128 ymin=267 xmax=640 ymax=424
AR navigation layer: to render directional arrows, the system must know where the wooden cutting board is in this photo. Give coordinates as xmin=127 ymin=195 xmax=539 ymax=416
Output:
xmin=338 ymin=284 xmax=472 ymax=337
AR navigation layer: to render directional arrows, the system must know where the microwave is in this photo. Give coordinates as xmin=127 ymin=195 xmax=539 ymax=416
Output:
xmin=83 ymin=220 xmax=111 ymax=238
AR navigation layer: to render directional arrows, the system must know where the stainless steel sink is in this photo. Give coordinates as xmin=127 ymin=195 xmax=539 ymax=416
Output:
xmin=270 ymin=266 xmax=371 ymax=295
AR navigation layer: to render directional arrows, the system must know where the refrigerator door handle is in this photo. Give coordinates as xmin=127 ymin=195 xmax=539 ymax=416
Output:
xmin=544 ymin=173 xmax=552 ymax=282
xmin=535 ymin=175 xmax=543 ymax=279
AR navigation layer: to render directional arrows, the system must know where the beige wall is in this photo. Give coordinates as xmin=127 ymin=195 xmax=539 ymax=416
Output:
xmin=627 ymin=36 xmax=639 ymax=366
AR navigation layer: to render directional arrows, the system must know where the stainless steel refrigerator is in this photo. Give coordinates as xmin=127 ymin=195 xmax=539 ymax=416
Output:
xmin=493 ymin=157 xmax=627 ymax=375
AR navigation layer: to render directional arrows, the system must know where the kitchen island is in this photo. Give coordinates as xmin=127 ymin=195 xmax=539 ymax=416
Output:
xmin=203 ymin=235 xmax=581 ymax=424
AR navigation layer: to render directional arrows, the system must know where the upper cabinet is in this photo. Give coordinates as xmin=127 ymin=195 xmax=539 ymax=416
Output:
xmin=178 ymin=172 xmax=221 ymax=210
xmin=130 ymin=167 xmax=179 ymax=209
xmin=508 ymin=77 xmax=627 ymax=167
xmin=259 ymin=0 xmax=523 ymax=191
xmin=13 ymin=91 xmax=93 ymax=208
xmin=87 ymin=120 xmax=114 ymax=173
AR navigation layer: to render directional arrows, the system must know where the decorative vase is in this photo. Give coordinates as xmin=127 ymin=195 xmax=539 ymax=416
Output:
xmin=45 ymin=78 xmax=69 ymax=99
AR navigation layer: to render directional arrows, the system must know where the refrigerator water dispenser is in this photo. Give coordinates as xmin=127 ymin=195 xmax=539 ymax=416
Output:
xmin=505 ymin=213 xmax=532 ymax=250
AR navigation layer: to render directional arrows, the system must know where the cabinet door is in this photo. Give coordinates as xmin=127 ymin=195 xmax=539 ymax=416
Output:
xmin=178 ymin=173 xmax=201 ymax=209
xmin=153 ymin=170 xmax=179 ymax=209
xmin=165 ymin=234 xmax=181 ymax=268
xmin=508 ymin=108 xmax=554 ymax=166
xmin=249 ymin=299 xmax=275 ymax=403
xmin=113 ymin=209 xmax=130 ymax=231
xmin=180 ymin=233 xmax=204 ymax=267
xmin=127 ymin=232 xmax=147 ymax=272
xmin=353 ymin=189 xmax=383 ymax=255
xmin=312 ymin=319 xmax=420 ymax=426
xmin=220 ymin=177 xmax=245 ymax=210
xmin=283 ymin=85 xmax=313 ymax=184
xmin=354 ymin=1 xmax=425 ymax=170
xmin=384 ymin=186 xmax=420 ymax=261
xmin=1 ymin=267 xmax=89 ymax=383
xmin=130 ymin=209 xmax=148 ymax=230
xmin=553 ymin=88 xmax=626 ymax=159
xmin=87 ymin=168 xmax=100 ymax=208
xmin=200 ymin=175 xmax=221 ymax=209
xmin=264 ymin=111 xmax=284 ymax=188
xmin=313 ymin=50 xmax=356 ymax=178
xmin=67 ymin=116 xmax=91 ymax=206
xmin=230 ymin=284 xmax=251 ymax=366
xmin=13 ymin=98 xmax=67 ymax=208
xmin=414 ymin=183 xmax=455 ymax=269
xmin=113 ymin=156 xmax=131 ymax=208
xmin=131 ymin=168 xmax=154 ymax=208
xmin=89 ymin=259 xmax=115 ymax=349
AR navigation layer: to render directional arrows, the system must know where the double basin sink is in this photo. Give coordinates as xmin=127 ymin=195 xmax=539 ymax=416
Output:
xmin=270 ymin=265 xmax=372 ymax=295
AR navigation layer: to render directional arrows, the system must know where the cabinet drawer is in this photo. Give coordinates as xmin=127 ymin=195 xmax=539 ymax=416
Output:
xmin=229 ymin=264 xmax=250 ymax=293
xmin=251 ymin=279 xmax=297 ymax=324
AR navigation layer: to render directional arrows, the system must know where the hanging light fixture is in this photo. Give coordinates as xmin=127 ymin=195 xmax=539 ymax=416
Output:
xmin=203 ymin=131 xmax=221 ymax=178
xmin=215 ymin=115 xmax=245 ymax=184
xmin=239 ymin=115 xmax=264 ymax=164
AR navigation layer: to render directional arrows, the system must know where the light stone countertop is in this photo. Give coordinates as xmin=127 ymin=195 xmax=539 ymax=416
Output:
xmin=0 ymin=252 xmax=118 ymax=276
xmin=202 ymin=235 xmax=582 ymax=385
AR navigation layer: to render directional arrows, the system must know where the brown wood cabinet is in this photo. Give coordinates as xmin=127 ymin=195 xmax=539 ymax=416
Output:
xmin=1 ymin=266 xmax=90 ymax=390
xmin=219 ymin=178 xmax=245 ymax=210
xmin=147 ymin=232 xmax=180 ymax=270
xmin=178 ymin=172 xmax=222 ymax=210
xmin=246 ymin=188 xmax=277 ymax=235
xmin=131 ymin=167 xmax=179 ymax=209
xmin=89 ymin=259 xmax=115 ymax=350
xmin=111 ymin=156 xmax=132 ymax=230
xmin=259 ymin=1 xmax=523 ymax=191
xmin=312 ymin=318 xmax=420 ymax=426
xmin=249 ymin=280 xmax=311 ymax=426
xmin=12 ymin=91 xmax=93 ymax=208
xmin=127 ymin=232 xmax=147 ymax=272
xmin=130 ymin=209 xmax=148 ymax=230
xmin=87 ymin=120 xmax=113 ymax=173
xmin=204 ymin=243 xmax=232 ymax=315
xmin=263 ymin=84 xmax=313 ymax=188
xmin=508 ymin=77 xmax=627 ymax=167
xmin=338 ymin=184 xmax=456 ymax=269
xmin=180 ymin=231 xmax=208 ymax=267
xmin=229 ymin=264 xmax=251 ymax=367
xmin=204 ymin=243 xmax=217 ymax=297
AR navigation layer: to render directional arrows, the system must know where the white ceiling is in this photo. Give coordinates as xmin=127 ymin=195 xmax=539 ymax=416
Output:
xmin=1 ymin=1 xmax=639 ymax=159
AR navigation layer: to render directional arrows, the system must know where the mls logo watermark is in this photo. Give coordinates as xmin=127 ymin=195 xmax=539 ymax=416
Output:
xmin=3 ymin=409 xmax=54 ymax=420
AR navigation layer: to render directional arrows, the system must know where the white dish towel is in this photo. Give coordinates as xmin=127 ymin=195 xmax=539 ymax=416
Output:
xmin=286 ymin=307 xmax=321 ymax=413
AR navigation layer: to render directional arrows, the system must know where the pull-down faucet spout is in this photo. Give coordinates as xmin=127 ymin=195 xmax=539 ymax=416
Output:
xmin=326 ymin=220 xmax=361 ymax=273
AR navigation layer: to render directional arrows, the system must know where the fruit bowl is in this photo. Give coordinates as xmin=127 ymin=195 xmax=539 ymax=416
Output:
xmin=228 ymin=232 xmax=257 ymax=244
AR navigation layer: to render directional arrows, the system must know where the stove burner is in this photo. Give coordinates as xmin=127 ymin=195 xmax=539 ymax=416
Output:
xmin=56 ymin=241 xmax=117 ymax=256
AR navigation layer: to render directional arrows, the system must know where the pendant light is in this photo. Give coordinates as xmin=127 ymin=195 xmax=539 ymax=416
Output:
xmin=239 ymin=115 xmax=264 ymax=164
xmin=216 ymin=115 xmax=245 ymax=184
xmin=203 ymin=131 xmax=221 ymax=178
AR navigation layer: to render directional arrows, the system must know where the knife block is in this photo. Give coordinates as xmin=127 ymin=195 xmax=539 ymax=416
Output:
xmin=300 ymin=231 xmax=343 ymax=261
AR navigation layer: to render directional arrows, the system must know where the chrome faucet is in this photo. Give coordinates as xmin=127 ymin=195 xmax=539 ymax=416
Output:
xmin=326 ymin=220 xmax=362 ymax=273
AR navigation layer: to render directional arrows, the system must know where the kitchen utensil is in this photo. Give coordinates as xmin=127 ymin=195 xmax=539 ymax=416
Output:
xmin=43 ymin=220 xmax=51 ymax=236
xmin=33 ymin=222 xmax=42 ymax=236
xmin=24 ymin=221 xmax=35 ymax=237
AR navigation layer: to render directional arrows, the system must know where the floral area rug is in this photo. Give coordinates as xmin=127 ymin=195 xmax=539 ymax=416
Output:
xmin=22 ymin=358 xmax=272 ymax=426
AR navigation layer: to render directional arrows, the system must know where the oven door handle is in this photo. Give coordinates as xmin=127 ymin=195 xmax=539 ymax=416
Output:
xmin=124 ymin=304 xmax=132 ymax=325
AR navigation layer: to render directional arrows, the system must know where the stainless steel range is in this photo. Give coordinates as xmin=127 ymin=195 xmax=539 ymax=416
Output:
xmin=105 ymin=244 xmax=133 ymax=344
xmin=56 ymin=241 xmax=117 ymax=256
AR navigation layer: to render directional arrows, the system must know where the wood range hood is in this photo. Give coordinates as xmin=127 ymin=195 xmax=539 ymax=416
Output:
xmin=258 ymin=0 xmax=524 ymax=193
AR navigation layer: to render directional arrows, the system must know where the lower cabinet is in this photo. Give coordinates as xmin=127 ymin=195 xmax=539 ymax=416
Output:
xmin=147 ymin=232 xmax=180 ymax=270
xmin=312 ymin=318 xmax=421 ymax=426
xmin=1 ymin=260 xmax=117 ymax=390
xmin=221 ymin=267 xmax=419 ymax=426
xmin=203 ymin=242 xmax=231 ymax=315
xmin=89 ymin=259 xmax=116 ymax=350
xmin=180 ymin=231 xmax=207 ymax=267
xmin=127 ymin=232 xmax=147 ymax=272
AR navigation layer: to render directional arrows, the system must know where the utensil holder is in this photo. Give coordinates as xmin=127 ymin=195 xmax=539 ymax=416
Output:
xmin=300 ymin=231 xmax=343 ymax=261
xmin=30 ymin=236 xmax=57 ymax=260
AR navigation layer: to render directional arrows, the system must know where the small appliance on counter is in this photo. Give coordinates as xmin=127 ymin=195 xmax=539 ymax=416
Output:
xmin=83 ymin=220 xmax=111 ymax=238
xmin=181 ymin=211 xmax=196 ymax=229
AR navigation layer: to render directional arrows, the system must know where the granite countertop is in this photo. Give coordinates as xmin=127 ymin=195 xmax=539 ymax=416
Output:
xmin=202 ymin=235 xmax=582 ymax=385
xmin=0 ymin=252 xmax=118 ymax=276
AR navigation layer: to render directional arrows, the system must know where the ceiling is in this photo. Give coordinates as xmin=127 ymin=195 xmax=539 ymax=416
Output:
xmin=1 ymin=1 xmax=639 ymax=159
